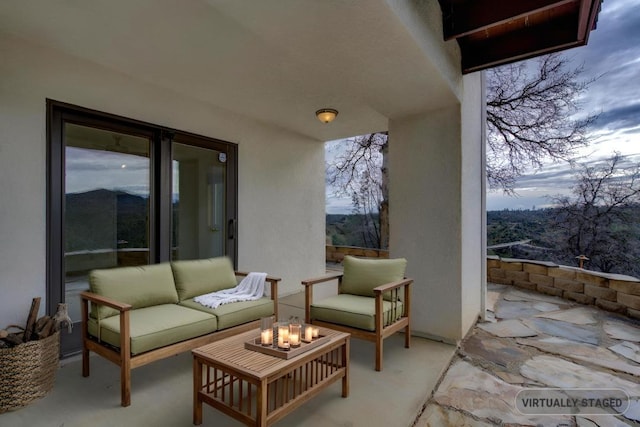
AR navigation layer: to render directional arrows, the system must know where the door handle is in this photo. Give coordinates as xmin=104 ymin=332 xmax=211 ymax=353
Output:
xmin=228 ymin=219 xmax=236 ymax=240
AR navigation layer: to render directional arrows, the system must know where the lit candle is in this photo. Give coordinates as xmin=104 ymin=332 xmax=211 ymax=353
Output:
xmin=312 ymin=327 xmax=319 ymax=338
xmin=278 ymin=324 xmax=289 ymax=349
xmin=304 ymin=325 xmax=313 ymax=342
xmin=290 ymin=332 xmax=300 ymax=346
xmin=279 ymin=325 xmax=289 ymax=342
xmin=261 ymin=329 xmax=272 ymax=346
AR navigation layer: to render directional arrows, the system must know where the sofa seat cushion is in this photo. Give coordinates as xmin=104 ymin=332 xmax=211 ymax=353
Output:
xmin=89 ymin=263 xmax=179 ymax=319
xmin=87 ymin=304 xmax=217 ymax=355
xmin=310 ymin=294 xmax=404 ymax=332
xmin=341 ymin=256 xmax=407 ymax=300
xmin=179 ymin=297 xmax=274 ymax=330
xmin=171 ymin=257 xmax=238 ymax=301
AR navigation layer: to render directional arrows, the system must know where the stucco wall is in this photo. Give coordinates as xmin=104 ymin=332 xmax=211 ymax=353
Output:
xmin=0 ymin=35 xmax=325 ymax=327
xmin=389 ymin=107 xmax=464 ymax=342
xmin=388 ymin=72 xmax=483 ymax=343
xmin=460 ymin=72 xmax=484 ymax=333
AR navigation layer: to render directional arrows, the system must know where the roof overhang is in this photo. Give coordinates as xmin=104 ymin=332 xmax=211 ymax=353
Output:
xmin=438 ymin=0 xmax=603 ymax=73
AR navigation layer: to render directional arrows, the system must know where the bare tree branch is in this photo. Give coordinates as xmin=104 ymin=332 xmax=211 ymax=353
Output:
xmin=548 ymin=153 xmax=640 ymax=273
xmin=486 ymin=53 xmax=599 ymax=193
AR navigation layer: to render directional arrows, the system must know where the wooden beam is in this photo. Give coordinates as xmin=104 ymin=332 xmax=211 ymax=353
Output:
xmin=460 ymin=15 xmax=579 ymax=73
xmin=443 ymin=0 xmax=576 ymax=40
xmin=577 ymin=0 xmax=602 ymax=43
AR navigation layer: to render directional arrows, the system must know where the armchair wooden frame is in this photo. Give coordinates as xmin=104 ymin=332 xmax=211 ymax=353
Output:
xmin=302 ymin=272 xmax=412 ymax=371
xmin=80 ymin=272 xmax=280 ymax=407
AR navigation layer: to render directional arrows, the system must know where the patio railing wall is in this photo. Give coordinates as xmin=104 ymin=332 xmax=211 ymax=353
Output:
xmin=325 ymin=246 xmax=640 ymax=320
xmin=487 ymin=255 xmax=640 ymax=320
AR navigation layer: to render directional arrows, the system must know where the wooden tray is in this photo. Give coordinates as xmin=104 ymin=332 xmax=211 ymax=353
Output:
xmin=244 ymin=335 xmax=330 ymax=360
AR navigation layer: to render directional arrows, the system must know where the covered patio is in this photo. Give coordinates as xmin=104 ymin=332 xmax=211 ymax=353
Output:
xmin=4 ymin=284 xmax=640 ymax=426
xmin=0 ymin=1 xmax=606 ymax=425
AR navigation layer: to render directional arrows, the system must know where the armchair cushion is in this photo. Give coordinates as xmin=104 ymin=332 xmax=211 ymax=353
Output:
xmin=310 ymin=294 xmax=404 ymax=331
xmin=171 ymin=257 xmax=238 ymax=301
xmin=341 ymin=256 xmax=407 ymax=299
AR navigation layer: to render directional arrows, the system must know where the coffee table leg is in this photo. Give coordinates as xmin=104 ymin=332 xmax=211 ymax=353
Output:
xmin=342 ymin=339 xmax=350 ymax=398
xmin=193 ymin=357 xmax=203 ymax=425
xmin=257 ymin=379 xmax=268 ymax=427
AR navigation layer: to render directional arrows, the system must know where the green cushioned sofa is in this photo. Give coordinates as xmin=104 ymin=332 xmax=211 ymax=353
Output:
xmin=302 ymin=255 xmax=412 ymax=371
xmin=80 ymin=257 xmax=280 ymax=407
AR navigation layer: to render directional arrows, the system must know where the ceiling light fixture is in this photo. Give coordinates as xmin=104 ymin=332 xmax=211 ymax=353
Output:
xmin=315 ymin=108 xmax=338 ymax=124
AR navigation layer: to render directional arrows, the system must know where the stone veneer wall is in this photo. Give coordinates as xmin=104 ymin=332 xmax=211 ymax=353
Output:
xmin=487 ymin=256 xmax=640 ymax=320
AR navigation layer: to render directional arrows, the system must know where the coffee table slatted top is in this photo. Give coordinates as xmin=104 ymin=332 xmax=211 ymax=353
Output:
xmin=192 ymin=328 xmax=349 ymax=379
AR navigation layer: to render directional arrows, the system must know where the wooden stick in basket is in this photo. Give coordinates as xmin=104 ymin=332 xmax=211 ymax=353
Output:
xmin=23 ymin=297 xmax=41 ymax=342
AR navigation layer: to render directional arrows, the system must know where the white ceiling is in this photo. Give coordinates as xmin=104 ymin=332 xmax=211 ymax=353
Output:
xmin=0 ymin=0 xmax=459 ymax=141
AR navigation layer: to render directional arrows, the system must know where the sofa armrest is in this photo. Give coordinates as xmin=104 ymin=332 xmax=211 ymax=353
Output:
xmin=80 ymin=291 xmax=133 ymax=312
xmin=235 ymin=271 xmax=281 ymax=320
xmin=80 ymin=291 xmax=131 ymax=363
xmin=301 ymin=272 xmax=343 ymax=287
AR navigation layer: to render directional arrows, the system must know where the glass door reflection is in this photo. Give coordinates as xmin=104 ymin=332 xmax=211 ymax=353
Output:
xmin=172 ymin=143 xmax=225 ymax=260
xmin=64 ymin=123 xmax=150 ymax=333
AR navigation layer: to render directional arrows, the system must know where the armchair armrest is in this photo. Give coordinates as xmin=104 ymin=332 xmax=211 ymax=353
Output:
xmin=301 ymin=271 xmax=343 ymax=287
xmin=373 ymin=278 xmax=413 ymax=295
xmin=301 ymin=272 xmax=343 ymax=323
xmin=373 ymin=278 xmax=412 ymax=331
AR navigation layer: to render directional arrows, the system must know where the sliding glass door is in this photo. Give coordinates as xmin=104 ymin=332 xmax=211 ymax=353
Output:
xmin=172 ymin=142 xmax=227 ymax=260
xmin=48 ymin=101 xmax=237 ymax=356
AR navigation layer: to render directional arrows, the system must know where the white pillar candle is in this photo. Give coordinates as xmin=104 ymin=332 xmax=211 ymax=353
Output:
xmin=312 ymin=327 xmax=319 ymax=338
xmin=290 ymin=332 xmax=300 ymax=347
xmin=304 ymin=326 xmax=313 ymax=342
xmin=261 ymin=329 xmax=272 ymax=346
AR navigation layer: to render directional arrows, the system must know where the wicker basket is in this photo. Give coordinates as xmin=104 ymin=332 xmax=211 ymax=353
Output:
xmin=0 ymin=330 xmax=60 ymax=413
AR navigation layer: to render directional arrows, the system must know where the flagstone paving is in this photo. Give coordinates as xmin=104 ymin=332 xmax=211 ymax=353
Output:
xmin=414 ymin=283 xmax=640 ymax=427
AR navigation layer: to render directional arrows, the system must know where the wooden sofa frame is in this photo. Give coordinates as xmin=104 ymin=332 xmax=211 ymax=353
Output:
xmin=80 ymin=271 xmax=280 ymax=407
xmin=302 ymin=271 xmax=411 ymax=371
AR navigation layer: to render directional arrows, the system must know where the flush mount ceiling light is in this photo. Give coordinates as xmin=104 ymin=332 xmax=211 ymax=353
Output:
xmin=315 ymin=108 xmax=338 ymax=124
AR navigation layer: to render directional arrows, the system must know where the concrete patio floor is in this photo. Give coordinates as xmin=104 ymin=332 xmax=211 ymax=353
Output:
xmin=3 ymin=284 xmax=640 ymax=426
xmin=0 ymin=292 xmax=456 ymax=427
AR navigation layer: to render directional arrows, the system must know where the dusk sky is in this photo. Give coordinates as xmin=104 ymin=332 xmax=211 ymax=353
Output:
xmin=326 ymin=0 xmax=640 ymax=213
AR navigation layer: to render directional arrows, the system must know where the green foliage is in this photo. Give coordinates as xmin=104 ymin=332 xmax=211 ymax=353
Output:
xmin=488 ymin=206 xmax=640 ymax=277
xmin=326 ymin=214 xmax=381 ymax=249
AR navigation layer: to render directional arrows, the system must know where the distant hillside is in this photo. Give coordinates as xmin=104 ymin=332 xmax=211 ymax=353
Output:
xmin=326 ymin=213 xmax=380 ymax=248
xmin=327 ymin=207 xmax=640 ymax=277
xmin=487 ymin=206 xmax=640 ymax=277
xmin=65 ymin=189 xmax=149 ymax=251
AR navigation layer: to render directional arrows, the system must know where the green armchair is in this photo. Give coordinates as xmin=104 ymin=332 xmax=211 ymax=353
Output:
xmin=302 ymin=255 xmax=412 ymax=371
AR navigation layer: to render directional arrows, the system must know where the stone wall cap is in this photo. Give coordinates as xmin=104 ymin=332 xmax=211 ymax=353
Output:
xmin=559 ymin=265 xmax=640 ymax=282
xmin=500 ymin=258 xmax=558 ymax=267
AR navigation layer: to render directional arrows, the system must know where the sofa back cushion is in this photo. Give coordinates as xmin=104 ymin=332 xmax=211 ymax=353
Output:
xmin=171 ymin=257 xmax=238 ymax=301
xmin=89 ymin=263 xmax=179 ymax=319
xmin=341 ymin=255 xmax=407 ymax=299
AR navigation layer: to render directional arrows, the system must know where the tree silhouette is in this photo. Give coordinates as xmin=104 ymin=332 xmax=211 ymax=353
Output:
xmin=486 ymin=53 xmax=598 ymax=193
xmin=550 ymin=153 xmax=640 ymax=273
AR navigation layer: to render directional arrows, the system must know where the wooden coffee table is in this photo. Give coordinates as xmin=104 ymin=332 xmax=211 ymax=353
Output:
xmin=192 ymin=327 xmax=350 ymax=426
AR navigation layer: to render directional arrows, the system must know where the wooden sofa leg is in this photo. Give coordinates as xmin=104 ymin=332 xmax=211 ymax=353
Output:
xmin=121 ymin=366 xmax=131 ymax=406
xmin=82 ymin=345 xmax=90 ymax=377
xmin=405 ymin=324 xmax=411 ymax=349
xmin=375 ymin=338 xmax=383 ymax=371
xmin=121 ymin=354 xmax=131 ymax=407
